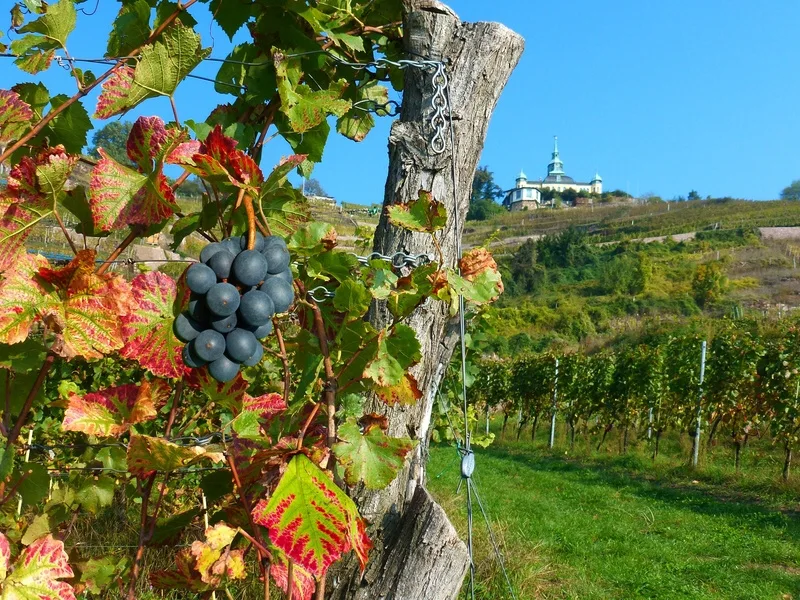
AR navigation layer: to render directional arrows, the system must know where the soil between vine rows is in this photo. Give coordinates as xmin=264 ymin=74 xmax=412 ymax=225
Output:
xmin=427 ymin=423 xmax=800 ymax=600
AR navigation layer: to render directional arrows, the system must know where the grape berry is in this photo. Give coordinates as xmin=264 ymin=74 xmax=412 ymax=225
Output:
xmin=175 ymin=235 xmax=295 ymax=382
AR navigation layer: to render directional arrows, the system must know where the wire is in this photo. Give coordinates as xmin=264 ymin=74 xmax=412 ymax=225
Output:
xmin=471 ymin=480 xmax=518 ymax=600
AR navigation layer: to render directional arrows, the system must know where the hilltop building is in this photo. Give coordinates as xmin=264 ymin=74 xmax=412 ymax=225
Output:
xmin=504 ymin=137 xmax=602 ymax=211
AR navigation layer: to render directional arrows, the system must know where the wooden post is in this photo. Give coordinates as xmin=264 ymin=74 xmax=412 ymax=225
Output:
xmin=691 ymin=341 xmax=707 ymax=468
xmin=327 ymin=2 xmax=524 ymax=599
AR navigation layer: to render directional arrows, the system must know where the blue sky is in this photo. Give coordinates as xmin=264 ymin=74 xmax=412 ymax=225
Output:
xmin=3 ymin=0 xmax=800 ymax=203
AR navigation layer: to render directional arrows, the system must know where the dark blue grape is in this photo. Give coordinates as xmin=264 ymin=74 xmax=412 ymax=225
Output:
xmin=232 ymin=250 xmax=268 ymax=287
xmin=211 ymin=312 xmax=237 ymax=333
xmin=240 ymin=231 xmax=266 ymax=252
xmin=182 ymin=343 xmax=207 ymax=368
xmin=200 ymin=242 xmax=225 ymax=264
xmin=260 ymin=278 xmax=294 ymax=313
xmin=244 ymin=320 xmax=273 ymax=340
xmin=221 ymin=237 xmax=242 ymax=256
xmin=238 ymin=290 xmax=274 ymax=326
xmin=209 ymin=355 xmax=240 ymax=382
xmin=186 ymin=263 xmax=216 ymax=294
xmin=192 ymin=330 xmax=225 ymax=362
xmin=264 ymin=245 xmax=290 ymax=274
xmin=206 ymin=283 xmax=240 ymax=317
xmin=262 ymin=236 xmax=287 ymax=252
xmin=225 ymin=328 xmax=258 ymax=363
xmin=188 ymin=293 xmax=210 ymax=322
xmin=264 ymin=269 xmax=293 ymax=285
xmin=243 ymin=342 xmax=264 ymax=367
xmin=173 ymin=312 xmax=203 ymax=343
xmin=207 ymin=250 xmax=235 ymax=280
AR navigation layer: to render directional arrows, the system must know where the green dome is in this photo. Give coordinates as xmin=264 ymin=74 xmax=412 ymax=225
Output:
xmin=592 ymin=172 xmax=603 ymax=182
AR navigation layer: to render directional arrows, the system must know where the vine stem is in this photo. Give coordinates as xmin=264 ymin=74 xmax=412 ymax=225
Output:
xmin=54 ymin=211 xmax=78 ymax=255
xmin=96 ymin=227 xmax=142 ymax=275
xmin=0 ymin=0 xmax=199 ymax=166
xmin=243 ymin=193 xmax=257 ymax=250
xmin=126 ymin=382 xmax=183 ymax=600
xmin=309 ymin=300 xmax=337 ymax=449
xmin=6 ymin=354 xmax=54 ymax=449
xmin=171 ymin=170 xmax=190 ymax=192
xmin=226 ymin=451 xmax=271 ymax=600
xmin=273 ymin=320 xmax=291 ymax=403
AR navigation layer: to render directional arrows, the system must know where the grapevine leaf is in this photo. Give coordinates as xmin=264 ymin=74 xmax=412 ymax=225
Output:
xmin=208 ymin=0 xmax=252 ymax=39
xmin=0 ymin=534 xmax=76 ymax=600
xmin=127 ymin=435 xmax=224 ymax=479
xmin=0 ymin=253 xmax=51 ymax=345
xmin=251 ymin=454 xmax=371 ymax=578
xmin=106 ymin=0 xmax=152 ymax=57
xmin=333 ymin=419 xmax=415 ymax=489
xmin=386 ymin=263 xmax=436 ymax=320
xmin=11 ymin=83 xmax=49 ymax=120
xmin=41 ymin=95 xmax=92 ymax=154
xmin=270 ymin=554 xmax=314 ymax=600
xmin=14 ymin=463 xmax=49 ymax=506
xmin=447 ymin=268 xmax=504 ymax=305
xmin=190 ymin=524 xmax=246 ymax=586
xmin=120 ymin=271 xmax=188 ymax=379
xmin=20 ymin=514 xmax=51 ymax=546
xmin=126 ymin=116 xmax=169 ymax=171
xmin=0 ymin=447 xmax=14 ymax=482
xmin=94 ymin=66 xmax=135 ymax=120
xmin=375 ymin=373 xmax=423 ymax=406
xmin=75 ymin=556 xmax=124 ymax=596
xmin=333 ymin=280 xmax=371 ymax=320
xmin=150 ymin=508 xmax=201 ymax=547
xmin=149 ymin=551 xmax=211 ymax=592
xmin=0 ymin=534 xmax=8 ymax=581
xmin=275 ymin=55 xmax=350 ymax=133
xmin=363 ymin=325 xmax=421 ymax=387
xmin=336 ymin=80 xmax=388 ymax=142
xmin=94 ymin=23 xmax=210 ymax=118
xmin=386 ymin=189 xmax=446 ymax=233
xmin=0 ymin=90 xmax=34 ymax=144
xmin=10 ymin=0 xmax=76 ymax=74
xmin=258 ymin=187 xmax=309 ymax=238
xmin=88 ymin=149 xmax=147 ymax=231
xmin=242 ymin=392 xmax=286 ymax=419
xmin=186 ymin=368 xmax=248 ymax=410
xmin=75 ymin=475 xmax=115 ymax=514
xmin=62 ymin=380 xmax=163 ymax=437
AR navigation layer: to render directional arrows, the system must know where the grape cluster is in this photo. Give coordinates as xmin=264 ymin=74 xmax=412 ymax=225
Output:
xmin=173 ymin=233 xmax=295 ymax=382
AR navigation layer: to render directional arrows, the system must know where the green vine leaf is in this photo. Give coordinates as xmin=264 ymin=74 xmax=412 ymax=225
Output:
xmin=333 ymin=280 xmax=372 ymax=320
xmin=386 ymin=190 xmax=446 ymax=233
xmin=10 ymin=0 xmax=77 ymax=75
xmin=187 ymin=368 xmax=248 ymax=410
xmin=106 ymin=0 xmax=152 ymax=57
xmin=127 ymin=435 xmax=224 ymax=479
xmin=0 ymin=533 xmax=76 ymax=600
xmin=95 ymin=22 xmax=211 ymax=119
xmin=333 ymin=419 xmax=416 ymax=489
xmin=275 ymin=53 xmax=351 ymax=134
xmin=363 ymin=325 xmax=421 ymax=388
xmin=251 ymin=454 xmax=371 ymax=579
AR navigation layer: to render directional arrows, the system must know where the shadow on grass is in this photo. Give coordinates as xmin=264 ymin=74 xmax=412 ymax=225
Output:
xmin=468 ymin=444 xmax=800 ymax=541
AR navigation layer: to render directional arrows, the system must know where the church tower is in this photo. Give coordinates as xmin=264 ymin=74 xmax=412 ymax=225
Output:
xmin=547 ymin=136 xmax=565 ymax=182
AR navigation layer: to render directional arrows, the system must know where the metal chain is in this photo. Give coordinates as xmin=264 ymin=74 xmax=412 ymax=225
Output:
xmin=306 ymin=251 xmax=431 ymax=303
xmin=429 ymin=62 xmax=450 ymax=155
xmin=352 ymin=99 xmax=402 ymax=117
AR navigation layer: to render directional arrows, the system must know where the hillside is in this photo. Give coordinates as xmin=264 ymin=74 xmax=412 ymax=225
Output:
xmin=465 ymin=198 xmax=800 ymax=353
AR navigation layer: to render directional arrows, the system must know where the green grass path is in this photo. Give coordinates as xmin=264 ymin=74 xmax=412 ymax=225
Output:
xmin=427 ymin=445 xmax=800 ymax=600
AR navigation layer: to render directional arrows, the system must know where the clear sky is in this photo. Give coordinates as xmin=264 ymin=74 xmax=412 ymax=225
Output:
xmin=3 ymin=0 xmax=800 ymax=203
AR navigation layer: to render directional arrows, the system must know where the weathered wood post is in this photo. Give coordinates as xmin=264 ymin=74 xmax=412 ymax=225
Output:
xmin=327 ymin=2 xmax=523 ymax=599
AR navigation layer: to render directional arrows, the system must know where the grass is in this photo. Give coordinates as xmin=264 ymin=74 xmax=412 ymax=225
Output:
xmin=427 ymin=425 xmax=800 ymax=599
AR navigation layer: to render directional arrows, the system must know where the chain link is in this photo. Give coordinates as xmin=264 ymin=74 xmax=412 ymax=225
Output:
xmin=307 ymin=286 xmax=337 ymax=303
xmin=429 ymin=62 xmax=450 ymax=155
xmin=352 ymin=99 xmax=402 ymax=117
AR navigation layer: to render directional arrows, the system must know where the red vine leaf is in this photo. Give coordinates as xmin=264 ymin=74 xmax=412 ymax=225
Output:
xmin=242 ymin=392 xmax=286 ymax=419
xmin=61 ymin=379 xmax=166 ymax=437
xmin=374 ymin=373 xmax=423 ymax=407
xmin=127 ymin=435 xmax=224 ymax=479
xmin=120 ymin=271 xmax=188 ymax=379
xmin=270 ymin=554 xmax=315 ymax=600
xmin=0 ymin=532 xmax=76 ymax=600
xmin=126 ymin=116 xmax=169 ymax=169
xmin=94 ymin=66 xmax=135 ymax=120
xmin=167 ymin=125 xmax=263 ymax=190
xmin=186 ymin=368 xmax=248 ymax=410
xmin=251 ymin=454 xmax=371 ymax=579
xmin=0 ymin=250 xmax=135 ymax=358
xmin=0 ymin=89 xmax=34 ymax=144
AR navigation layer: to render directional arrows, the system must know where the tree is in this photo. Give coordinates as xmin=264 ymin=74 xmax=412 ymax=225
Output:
xmin=781 ymin=180 xmax=800 ymax=200
xmin=87 ymin=121 xmax=133 ymax=166
xmin=304 ymin=177 xmax=328 ymax=197
xmin=687 ymin=190 xmax=701 ymax=201
xmin=174 ymin=175 xmax=204 ymax=197
xmin=467 ymin=165 xmax=504 ymax=220
xmin=692 ymin=261 xmax=729 ymax=307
